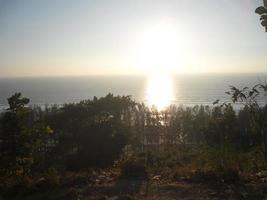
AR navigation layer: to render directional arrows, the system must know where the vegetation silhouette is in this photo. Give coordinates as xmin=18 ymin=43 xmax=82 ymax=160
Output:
xmin=1 ymin=84 xmax=267 ymax=199
xmin=255 ymin=0 xmax=267 ymax=32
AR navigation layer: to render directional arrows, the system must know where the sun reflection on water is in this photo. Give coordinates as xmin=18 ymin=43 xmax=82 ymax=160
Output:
xmin=145 ymin=73 xmax=175 ymax=110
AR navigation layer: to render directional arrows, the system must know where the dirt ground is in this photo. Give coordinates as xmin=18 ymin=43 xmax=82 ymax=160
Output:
xmin=8 ymin=176 xmax=267 ymax=200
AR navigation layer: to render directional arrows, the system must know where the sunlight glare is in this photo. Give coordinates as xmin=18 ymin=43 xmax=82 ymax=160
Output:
xmin=145 ymin=73 xmax=175 ymax=110
xmin=136 ymin=20 xmax=184 ymax=73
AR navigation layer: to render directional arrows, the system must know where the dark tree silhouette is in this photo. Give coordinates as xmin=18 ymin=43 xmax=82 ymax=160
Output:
xmin=0 ymin=93 xmax=51 ymax=176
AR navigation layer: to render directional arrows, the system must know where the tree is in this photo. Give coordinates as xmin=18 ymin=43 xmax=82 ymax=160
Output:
xmin=44 ymin=94 xmax=135 ymax=169
xmin=0 ymin=93 xmax=52 ymax=176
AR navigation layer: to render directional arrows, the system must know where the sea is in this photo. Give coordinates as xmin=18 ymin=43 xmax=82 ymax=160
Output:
xmin=1 ymin=74 xmax=267 ymax=111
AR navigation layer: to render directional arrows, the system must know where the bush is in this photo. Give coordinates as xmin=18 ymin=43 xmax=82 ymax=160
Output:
xmin=119 ymin=158 xmax=148 ymax=180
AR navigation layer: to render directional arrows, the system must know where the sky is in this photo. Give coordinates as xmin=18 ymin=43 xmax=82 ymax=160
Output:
xmin=0 ymin=0 xmax=266 ymax=77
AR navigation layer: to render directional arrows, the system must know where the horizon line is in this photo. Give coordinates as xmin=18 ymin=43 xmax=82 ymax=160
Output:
xmin=2 ymin=72 xmax=267 ymax=79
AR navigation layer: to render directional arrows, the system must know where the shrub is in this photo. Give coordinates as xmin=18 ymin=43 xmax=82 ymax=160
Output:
xmin=119 ymin=158 xmax=148 ymax=180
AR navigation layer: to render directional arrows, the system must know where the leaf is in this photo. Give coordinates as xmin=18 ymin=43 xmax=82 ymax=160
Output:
xmin=249 ymin=91 xmax=254 ymax=97
xmin=260 ymin=15 xmax=267 ymax=20
xmin=220 ymin=103 xmax=227 ymax=108
xmin=255 ymin=6 xmax=267 ymax=15
xmin=261 ymin=19 xmax=267 ymax=27
xmin=229 ymin=85 xmax=237 ymax=90
xmin=240 ymin=93 xmax=247 ymax=100
xmin=253 ymin=88 xmax=259 ymax=93
xmin=253 ymin=84 xmax=260 ymax=89
xmin=254 ymin=93 xmax=259 ymax=98
xmin=232 ymin=97 xmax=237 ymax=103
xmin=46 ymin=126 xmax=54 ymax=135
xmin=213 ymin=99 xmax=220 ymax=105
xmin=260 ymin=84 xmax=267 ymax=91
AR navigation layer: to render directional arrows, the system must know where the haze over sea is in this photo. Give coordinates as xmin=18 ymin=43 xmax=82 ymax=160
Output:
xmin=1 ymin=73 xmax=267 ymax=110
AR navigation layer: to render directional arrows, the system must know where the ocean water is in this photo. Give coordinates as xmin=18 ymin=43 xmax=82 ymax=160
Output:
xmin=1 ymin=74 xmax=267 ymax=110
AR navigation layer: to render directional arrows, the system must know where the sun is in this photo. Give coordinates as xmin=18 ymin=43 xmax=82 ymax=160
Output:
xmin=136 ymin=19 xmax=184 ymax=74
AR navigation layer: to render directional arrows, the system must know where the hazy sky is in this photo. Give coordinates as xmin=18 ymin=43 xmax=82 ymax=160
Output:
xmin=0 ymin=0 xmax=266 ymax=77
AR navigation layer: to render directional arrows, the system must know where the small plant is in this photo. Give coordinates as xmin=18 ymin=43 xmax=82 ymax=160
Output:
xmin=44 ymin=167 xmax=60 ymax=186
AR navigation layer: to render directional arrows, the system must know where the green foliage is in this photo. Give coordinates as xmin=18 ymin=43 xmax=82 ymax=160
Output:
xmin=44 ymin=167 xmax=60 ymax=186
